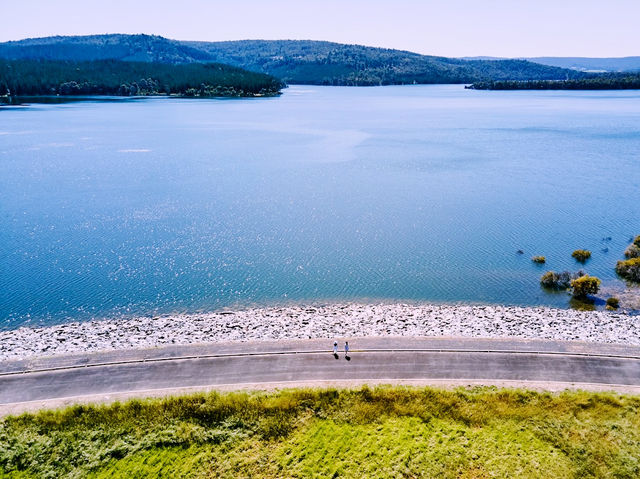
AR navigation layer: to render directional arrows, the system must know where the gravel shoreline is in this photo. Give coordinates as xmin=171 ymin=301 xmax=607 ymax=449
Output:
xmin=1 ymin=303 xmax=639 ymax=362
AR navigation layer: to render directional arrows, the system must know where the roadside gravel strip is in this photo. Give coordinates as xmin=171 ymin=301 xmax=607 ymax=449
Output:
xmin=2 ymin=303 xmax=639 ymax=361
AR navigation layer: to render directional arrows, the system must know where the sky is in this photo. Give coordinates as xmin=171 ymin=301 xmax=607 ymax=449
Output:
xmin=2 ymin=0 xmax=638 ymax=57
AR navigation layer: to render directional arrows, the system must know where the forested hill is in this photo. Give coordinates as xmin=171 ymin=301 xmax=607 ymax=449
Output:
xmin=0 ymin=35 xmax=582 ymax=86
xmin=185 ymin=40 xmax=581 ymax=85
xmin=0 ymin=59 xmax=284 ymax=97
xmin=0 ymin=34 xmax=211 ymax=64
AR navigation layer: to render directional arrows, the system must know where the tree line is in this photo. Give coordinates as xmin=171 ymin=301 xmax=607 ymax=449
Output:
xmin=467 ymin=74 xmax=640 ymax=90
xmin=0 ymin=59 xmax=285 ymax=97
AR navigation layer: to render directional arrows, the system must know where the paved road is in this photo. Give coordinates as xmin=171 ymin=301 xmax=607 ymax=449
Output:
xmin=1 ymin=337 xmax=639 ymax=415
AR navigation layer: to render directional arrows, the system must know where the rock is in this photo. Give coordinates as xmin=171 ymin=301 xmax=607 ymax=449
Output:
xmin=0 ymin=302 xmax=638 ymax=361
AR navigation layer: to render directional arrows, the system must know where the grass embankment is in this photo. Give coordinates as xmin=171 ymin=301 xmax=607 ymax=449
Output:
xmin=1 ymin=386 xmax=639 ymax=478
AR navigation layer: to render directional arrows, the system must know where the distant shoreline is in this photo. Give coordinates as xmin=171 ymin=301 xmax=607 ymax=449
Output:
xmin=2 ymin=302 xmax=638 ymax=362
xmin=467 ymin=76 xmax=640 ymax=90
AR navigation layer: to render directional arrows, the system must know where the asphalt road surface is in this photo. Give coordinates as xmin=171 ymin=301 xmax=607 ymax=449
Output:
xmin=1 ymin=337 xmax=639 ymax=415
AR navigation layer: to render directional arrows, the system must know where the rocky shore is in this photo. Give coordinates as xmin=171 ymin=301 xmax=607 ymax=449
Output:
xmin=1 ymin=303 xmax=639 ymax=361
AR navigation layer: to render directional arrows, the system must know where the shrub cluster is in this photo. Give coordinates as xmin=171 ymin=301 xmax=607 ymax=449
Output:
xmin=616 ymin=257 xmax=640 ymax=283
xmin=539 ymin=235 xmax=640 ymax=306
xmin=540 ymin=271 xmax=579 ymax=290
xmin=625 ymin=236 xmax=640 ymax=259
xmin=625 ymin=244 xmax=640 ymax=258
xmin=570 ymin=275 xmax=601 ymax=298
xmin=571 ymin=249 xmax=591 ymax=262
xmin=606 ymin=297 xmax=620 ymax=310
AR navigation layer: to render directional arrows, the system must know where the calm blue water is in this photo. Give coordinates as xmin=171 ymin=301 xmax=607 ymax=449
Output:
xmin=1 ymin=85 xmax=639 ymax=328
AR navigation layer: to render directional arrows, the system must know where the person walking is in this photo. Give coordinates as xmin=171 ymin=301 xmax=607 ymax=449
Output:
xmin=333 ymin=341 xmax=338 ymax=357
xmin=344 ymin=341 xmax=350 ymax=358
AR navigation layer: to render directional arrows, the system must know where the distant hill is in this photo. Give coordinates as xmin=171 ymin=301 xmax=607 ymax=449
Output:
xmin=463 ymin=56 xmax=640 ymax=73
xmin=184 ymin=40 xmax=583 ymax=85
xmin=527 ymin=57 xmax=640 ymax=73
xmin=0 ymin=34 xmax=211 ymax=64
xmin=0 ymin=35 xmax=583 ymax=86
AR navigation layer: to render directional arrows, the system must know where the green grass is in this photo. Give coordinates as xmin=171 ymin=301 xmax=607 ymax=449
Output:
xmin=1 ymin=386 xmax=640 ymax=478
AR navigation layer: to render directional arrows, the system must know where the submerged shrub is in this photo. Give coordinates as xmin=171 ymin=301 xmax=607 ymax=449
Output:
xmin=624 ymin=244 xmax=640 ymax=259
xmin=570 ymin=275 xmax=601 ymax=298
xmin=532 ymin=256 xmax=546 ymax=264
xmin=569 ymin=297 xmax=597 ymax=311
xmin=572 ymin=249 xmax=591 ymax=262
xmin=540 ymin=271 xmax=585 ymax=290
xmin=606 ymin=297 xmax=620 ymax=310
xmin=616 ymin=258 xmax=640 ymax=282
xmin=540 ymin=271 xmax=571 ymax=290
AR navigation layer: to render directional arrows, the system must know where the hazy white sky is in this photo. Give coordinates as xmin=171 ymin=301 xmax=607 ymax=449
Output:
xmin=2 ymin=0 xmax=638 ymax=57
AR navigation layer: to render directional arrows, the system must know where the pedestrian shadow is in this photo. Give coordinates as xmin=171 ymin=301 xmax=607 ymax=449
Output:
xmin=333 ymin=353 xmax=339 ymax=360
xmin=345 ymin=355 xmax=351 ymax=361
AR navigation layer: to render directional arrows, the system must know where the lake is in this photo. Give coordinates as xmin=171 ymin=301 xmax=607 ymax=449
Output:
xmin=1 ymin=85 xmax=639 ymax=328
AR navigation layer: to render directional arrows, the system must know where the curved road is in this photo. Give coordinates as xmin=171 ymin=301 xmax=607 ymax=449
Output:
xmin=1 ymin=337 xmax=639 ymax=415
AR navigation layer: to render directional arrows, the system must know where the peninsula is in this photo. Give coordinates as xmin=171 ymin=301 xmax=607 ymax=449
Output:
xmin=0 ymin=58 xmax=284 ymax=98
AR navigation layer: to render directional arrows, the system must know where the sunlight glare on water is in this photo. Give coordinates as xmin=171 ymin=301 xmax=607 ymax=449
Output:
xmin=0 ymin=85 xmax=639 ymax=327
